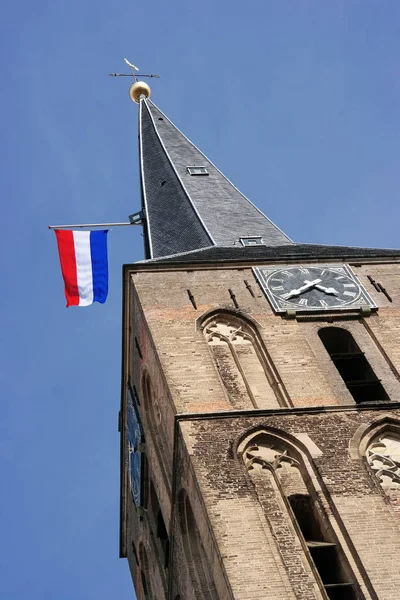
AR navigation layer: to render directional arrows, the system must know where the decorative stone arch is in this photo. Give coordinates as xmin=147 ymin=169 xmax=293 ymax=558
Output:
xmin=199 ymin=310 xmax=290 ymax=409
xmin=353 ymin=416 xmax=400 ymax=517
xmin=177 ymin=489 xmax=217 ymax=600
xmin=349 ymin=415 xmax=400 ymax=459
xmin=141 ymin=367 xmax=161 ymax=432
xmin=237 ymin=425 xmax=315 ymax=462
xmin=140 ymin=367 xmax=170 ymax=488
xmin=239 ymin=428 xmax=362 ymax=600
xmin=196 ymin=307 xmax=264 ymax=333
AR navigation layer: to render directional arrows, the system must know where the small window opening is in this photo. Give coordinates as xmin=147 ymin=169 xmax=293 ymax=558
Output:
xmin=150 ymin=482 xmax=169 ymax=569
xmin=289 ymin=495 xmax=356 ymax=599
xmin=239 ymin=237 xmax=264 ymax=247
xmin=319 ymin=327 xmax=388 ymax=403
xmin=160 ymin=180 xmax=166 ymax=187
xmin=140 ymin=571 xmax=150 ymax=598
xmin=186 ymin=166 xmax=209 ymax=176
xmin=158 ymin=117 xmax=164 ymax=121
xmin=157 ymin=510 xmax=170 ymax=568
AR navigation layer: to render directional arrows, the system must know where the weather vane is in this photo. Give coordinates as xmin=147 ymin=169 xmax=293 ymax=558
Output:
xmin=109 ymin=58 xmax=160 ymax=102
xmin=109 ymin=58 xmax=160 ymax=80
xmin=48 ymin=58 xmax=158 ymax=230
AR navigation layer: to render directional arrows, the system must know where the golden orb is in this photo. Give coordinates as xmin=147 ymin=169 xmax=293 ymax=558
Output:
xmin=129 ymin=81 xmax=151 ymax=103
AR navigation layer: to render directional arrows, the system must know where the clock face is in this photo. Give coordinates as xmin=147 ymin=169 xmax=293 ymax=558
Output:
xmin=253 ymin=264 xmax=377 ymax=313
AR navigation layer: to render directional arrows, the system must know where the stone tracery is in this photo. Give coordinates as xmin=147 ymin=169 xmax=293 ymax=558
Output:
xmin=203 ymin=314 xmax=287 ymax=409
xmin=245 ymin=443 xmax=301 ymax=474
xmin=367 ymin=434 xmax=400 ymax=488
xmin=242 ymin=433 xmax=358 ymax=599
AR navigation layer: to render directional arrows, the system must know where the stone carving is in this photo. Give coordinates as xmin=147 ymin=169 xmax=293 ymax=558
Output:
xmin=204 ymin=316 xmax=284 ymax=409
xmin=204 ymin=319 xmax=252 ymax=345
xmin=367 ymin=434 xmax=400 ymax=487
xmin=245 ymin=443 xmax=300 ymax=473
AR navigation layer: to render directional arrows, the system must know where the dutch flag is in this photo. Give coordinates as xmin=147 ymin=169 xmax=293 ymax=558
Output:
xmin=55 ymin=230 xmax=109 ymax=307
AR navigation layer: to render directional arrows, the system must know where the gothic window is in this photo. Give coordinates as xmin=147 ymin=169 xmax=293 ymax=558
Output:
xmin=178 ymin=490 xmax=217 ymax=600
xmin=127 ymin=383 xmax=144 ymax=507
xmin=244 ymin=434 xmax=359 ymax=599
xmin=319 ymin=327 xmax=388 ymax=404
xmin=203 ymin=314 xmax=286 ymax=409
xmin=367 ymin=433 xmax=400 ymax=515
xmin=142 ymin=371 xmax=170 ymax=482
xmin=143 ymin=372 xmax=161 ymax=433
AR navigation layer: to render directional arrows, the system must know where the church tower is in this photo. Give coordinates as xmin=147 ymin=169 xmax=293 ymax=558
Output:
xmin=120 ymin=87 xmax=400 ymax=600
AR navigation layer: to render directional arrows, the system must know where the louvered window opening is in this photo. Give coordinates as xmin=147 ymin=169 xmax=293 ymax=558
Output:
xmin=319 ymin=328 xmax=388 ymax=404
xmin=240 ymin=237 xmax=265 ymax=247
xmin=289 ymin=495 xmax=357 ymax=600
xmin=186 ymin=166 xmax=209 ymax=175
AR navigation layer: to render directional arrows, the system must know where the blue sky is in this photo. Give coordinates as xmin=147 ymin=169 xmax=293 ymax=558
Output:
xmin=1 ymin=1 xmax=399 ymax=598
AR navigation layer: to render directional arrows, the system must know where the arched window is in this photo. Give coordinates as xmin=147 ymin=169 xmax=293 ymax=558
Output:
xmin=244 ymin=433 xmax=359 ymax=599
xmin=142 ymin=371 xmax=170 ymax=483
xmin=178 ymin=490 xmax=217 ymax=600
xmin=367 ymin=432 xmax=400 ymax=516
xmin=203 ymin=314 xmax=287 ymax=409
xmin=319 ymin=327 xmax=388 ymax=404
xmin=143 ymin=372 xmax=163 ymax=435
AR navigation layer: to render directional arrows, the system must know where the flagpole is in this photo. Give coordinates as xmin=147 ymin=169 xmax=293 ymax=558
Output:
xmin=48 ymin=222 xmax=139 ymax=230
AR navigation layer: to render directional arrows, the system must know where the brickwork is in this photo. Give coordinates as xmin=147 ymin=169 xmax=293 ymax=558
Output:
xmin=179 ymin=408 xmax=400 ymax=599
xmin=131 ymin=261 xmax=400 ymax=414
xmin=122 ymin=258 xmax=400 ymax=599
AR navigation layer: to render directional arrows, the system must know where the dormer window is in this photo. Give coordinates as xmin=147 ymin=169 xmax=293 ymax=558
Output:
xmin=186 ymin=166 xmax=209 ymax=176
xmin=240 ymin=237 xmax=265 ymax=247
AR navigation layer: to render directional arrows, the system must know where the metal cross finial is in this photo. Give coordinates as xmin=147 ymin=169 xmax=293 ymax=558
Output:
xmin=109 ymin=57 xmax=160 ymax=79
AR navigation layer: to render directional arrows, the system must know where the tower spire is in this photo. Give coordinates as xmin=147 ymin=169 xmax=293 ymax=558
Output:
xmin=138 ymin=98 xmax=293 ymax=259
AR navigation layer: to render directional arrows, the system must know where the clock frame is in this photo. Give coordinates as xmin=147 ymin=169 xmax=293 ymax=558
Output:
xmin=253 ymin=264 xmax=377 ymax=313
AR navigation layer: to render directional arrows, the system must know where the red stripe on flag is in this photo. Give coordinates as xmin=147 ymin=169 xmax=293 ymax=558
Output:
xmin=55 ymin=230 xmax=80 ymax=307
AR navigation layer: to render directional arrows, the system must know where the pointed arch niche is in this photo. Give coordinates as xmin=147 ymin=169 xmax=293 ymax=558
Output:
xmin=362 ymin=422 xmax=400 ymax=518
xmin=177 ymin=490 xmax=217 ymax=600
xmin=141 ymin=369 xmax=171 ymax=485
xmin=240 ymin=431 xmax=360 ymax=599
xmin=202 ymin=312 xmax=289 ymax=409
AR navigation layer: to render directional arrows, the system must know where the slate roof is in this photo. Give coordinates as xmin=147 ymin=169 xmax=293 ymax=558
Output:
xmin=137 ymin=243 xmax=400 ymax=265
xmin=139 ymin=99 xmax=292 ymax=259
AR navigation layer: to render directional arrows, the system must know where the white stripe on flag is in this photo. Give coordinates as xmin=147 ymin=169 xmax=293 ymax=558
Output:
xmin=73 ymin=231 xmax=94 ymax=306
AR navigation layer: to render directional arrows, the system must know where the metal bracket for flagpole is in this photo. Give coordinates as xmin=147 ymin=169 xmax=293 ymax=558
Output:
xmin=48 ymin=210 xmax=145 ymax=230
xmin=49 ymin=222 xmax=134 ymax=230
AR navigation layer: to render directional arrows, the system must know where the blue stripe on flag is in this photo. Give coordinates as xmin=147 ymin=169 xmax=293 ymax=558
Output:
xmin=89 ymin=230 xmax=109 ymax=304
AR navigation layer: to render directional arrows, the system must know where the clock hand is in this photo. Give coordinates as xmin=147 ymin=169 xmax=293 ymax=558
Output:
xmin=314 ymin=284 xmax=339 ymax=296
xmin=281 ymin=279 xmax=322 ymax=300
